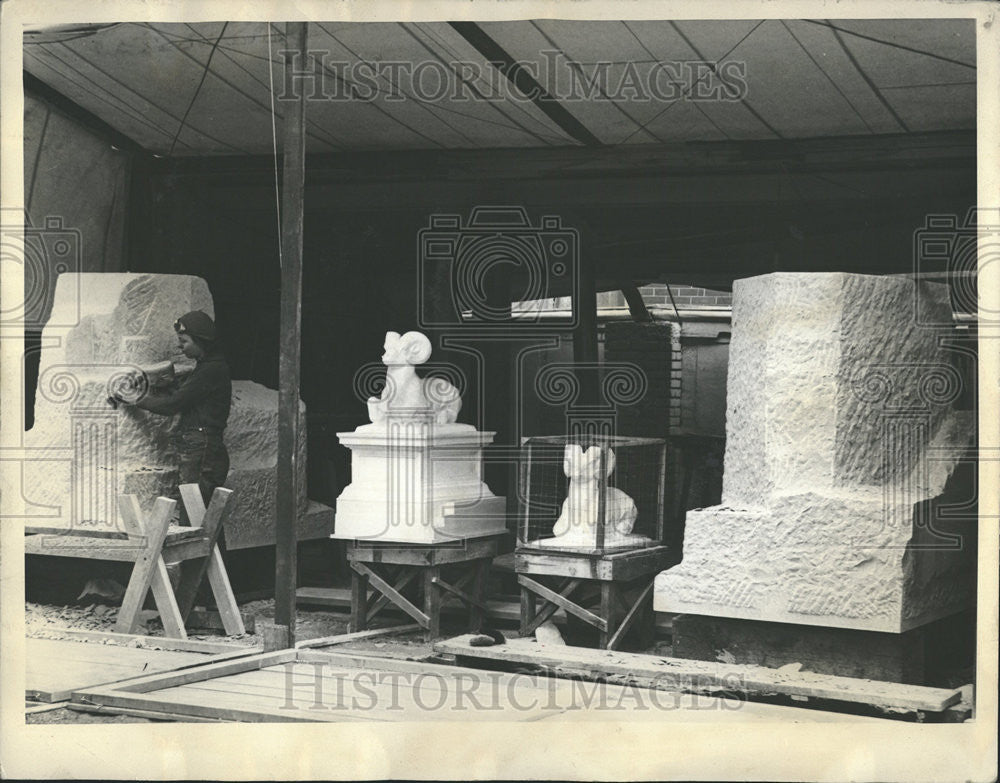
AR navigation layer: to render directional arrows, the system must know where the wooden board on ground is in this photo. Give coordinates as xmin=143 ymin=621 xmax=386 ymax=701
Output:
xmin=42 ymin=627 xmax=255 ymax=654
xmin=433 ymin=634 xmax=963 ymax=716
xmin=69 ymin=646 xmax=878 ymax=723
xmin=25 ymin=637 xmax=252 ymax=702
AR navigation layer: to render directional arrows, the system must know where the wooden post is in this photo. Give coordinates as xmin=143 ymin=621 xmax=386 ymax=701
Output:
xmin=274 ymin=21 xmax=309 ymax=649
xmin=573 ymin=247 xmax=599 ymax=407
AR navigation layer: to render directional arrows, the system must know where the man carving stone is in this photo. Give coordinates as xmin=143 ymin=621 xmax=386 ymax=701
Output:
xmin=114 ymin=310 xmax=232 ymax=520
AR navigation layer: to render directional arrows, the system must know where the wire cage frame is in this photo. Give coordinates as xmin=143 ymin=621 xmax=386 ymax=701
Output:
xmin=517 ymin=434 xmax=667 ymax=555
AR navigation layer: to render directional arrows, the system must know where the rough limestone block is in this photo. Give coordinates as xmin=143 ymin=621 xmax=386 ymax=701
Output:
xmin=22 ymin=273 xmax=328 ymax=548
xmin=29 ymin=274 xmax=214 ymax=468
xmin=655 ymin=273 xmax=975 ymax=633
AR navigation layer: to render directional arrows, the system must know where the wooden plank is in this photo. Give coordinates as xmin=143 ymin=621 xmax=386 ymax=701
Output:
xmin=50 ymin=627 xmax=252 ymax=654
xmin=112 ymin=495 xmax=186 ymax=641
xmin=366 ymin=567 xmax=420 ymax=625
xmin=352 ymin=562 xmax=429 ymax=628
xmin=607 ymin=581 xmax=655 ymax=650
xmin=350 ymin=567 xmax=368 ymax=632
xmin=115 ymin=496 xmax=176 ymax=635
xmin=599 ymin=582 xmax=617 ymax=648
xmin=25 ymin=702 xmax=68 ymax=714
xmin=297 ymin=586 xmax=525 ymax=625
xmin=25 ymin=536 xmax=208 ymax=563
xmin=434 ymin=636 xmax=963 ymax=713
xmin=69 ymin=702 xmax=222 ymax=722
xmin=27 ymin=638 xmax=196 ymax=667
xmin=147 ymin=556 xmax=187 ymax=638
xmin=516 ymin=551 xmax=599 ymax=580
xmin=173 ymin=665 xmax=572 ymax=721
xmin=73 ymin=688 xmax=326 ymax=723
xmin=522 ymin=579 xmax=580 ymax=636
xmin=293 ymin=649 xmax=705 ymax=719
xmin=104 ymin=666 xmax=551 ymax=722
xmin=469 ymin=558 xmax=489 ymax=629
xmin=518 ymin=575 xmax=607 ymax=632
xmin=423 ymin=567 xmax=442 ymax=638
xmin=177 ymin=486 xmax=243 ymax=635
xmin=157 ymin=539 xmax=213 ymax=561
xmin=108 ymin=650 xmax=297 ymax=694
xmin=515 ymin=546 xmax=671 ymax=581
xmin=174 ymin=487 xmax=232 ymax=620
xmin=598 ymin=546 xmax=673 ymax=581
xmin=73 ymin=652 xmax=571 ymax=723
xmin=295 ymin=624 xmax=422 ymax=649
xmin=25 ymin=525 xmax=203 ymax=542
xmin=178 ymin=484 xmax=240 ymax=636
xmin=520 ymin=587 xmax=536 ymax=636
xmin=431 ymin=575 xmax=490 ymax=612
xmin=347 ymin=536 xmax=501 ymax=566
xmin=67 ymin=644 xmax=889 ymax=724
xmin=25 ymin=638 xmax=213 ymax=702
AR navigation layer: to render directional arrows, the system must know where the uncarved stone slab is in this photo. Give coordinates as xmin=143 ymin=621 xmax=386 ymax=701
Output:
xmin=655 ymin=273 xmax=975 ymax=632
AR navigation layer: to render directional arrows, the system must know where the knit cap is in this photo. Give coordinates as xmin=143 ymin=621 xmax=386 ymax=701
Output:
xmin=174 ymin=310 xmax=217 ymax=342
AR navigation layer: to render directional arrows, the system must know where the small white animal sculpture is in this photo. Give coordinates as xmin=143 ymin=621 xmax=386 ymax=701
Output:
xmin=552 ymin=444 xmax=638 ymax=539
xmin=367 ymin=330 xmax=461 ymax=425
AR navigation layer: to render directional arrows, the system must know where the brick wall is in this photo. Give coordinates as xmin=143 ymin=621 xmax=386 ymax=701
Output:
xmin=516 ymin=286 xmax=731 ymax=312
xmin=603 ymin=321 xmax=681 ymax=437
xmin=639 ymin=284 xmax=732 ymax=308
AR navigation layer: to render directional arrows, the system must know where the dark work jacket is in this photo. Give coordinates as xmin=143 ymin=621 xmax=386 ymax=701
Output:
xmin=136 ymin=352 xmax=232 ymax=433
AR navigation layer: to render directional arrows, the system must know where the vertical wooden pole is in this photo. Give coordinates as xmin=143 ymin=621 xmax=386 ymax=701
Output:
xmin=573 ymin=247 xmax=599 ymax=407
xmin=273 ymin=21 xmax=308 ymax=649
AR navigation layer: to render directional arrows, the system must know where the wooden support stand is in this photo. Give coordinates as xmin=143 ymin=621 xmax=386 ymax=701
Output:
xmin=24 ymin=486 xmax=243 ymax=639
xmin=345 ymin=535 xmax=506 ymax=640
xmin=515 ymin=545 xmax=672 ymax=650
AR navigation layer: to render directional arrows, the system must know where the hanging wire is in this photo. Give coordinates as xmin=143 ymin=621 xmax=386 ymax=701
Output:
xmin=167 ymin=22 xmax=228 ymax=156
xmin=267 ymin=24 xmax=283 ymax=269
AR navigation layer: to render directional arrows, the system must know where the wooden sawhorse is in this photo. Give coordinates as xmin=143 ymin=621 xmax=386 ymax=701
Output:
xmin=24 ymin=485 xmax=243 ymax=639
xmin=346 ymin=534 xmax=506 ymax=640
xmin=516 ymin=546 xmax=673 ymax=650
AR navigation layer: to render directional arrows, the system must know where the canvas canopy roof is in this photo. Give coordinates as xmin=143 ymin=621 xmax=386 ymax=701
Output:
xmin=23 ymin=19 xmax=976 ymax=156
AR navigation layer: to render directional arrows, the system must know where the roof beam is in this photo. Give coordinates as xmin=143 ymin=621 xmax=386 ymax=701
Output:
xmin=448 ymin=21 xmax=603 ymax=147
xmin=148 ymin=130 xmax=974 ymax=182
xmin=23 ymin=71 xmax=149 ymax=154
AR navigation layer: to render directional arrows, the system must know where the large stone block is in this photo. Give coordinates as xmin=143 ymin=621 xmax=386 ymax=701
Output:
xmin=22 ymin=273 xmax=327 ymax=548
xmin=655 ymin=273 xmax=975 ymax=632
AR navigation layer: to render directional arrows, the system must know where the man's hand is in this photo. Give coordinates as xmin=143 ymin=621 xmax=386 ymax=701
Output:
xmin=107 ymin=368 xmax=148 ymax=406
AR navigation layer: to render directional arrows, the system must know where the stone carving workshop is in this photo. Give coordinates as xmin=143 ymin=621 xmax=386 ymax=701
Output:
xmin=1 ymin=8 xmax=994 ymax=778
